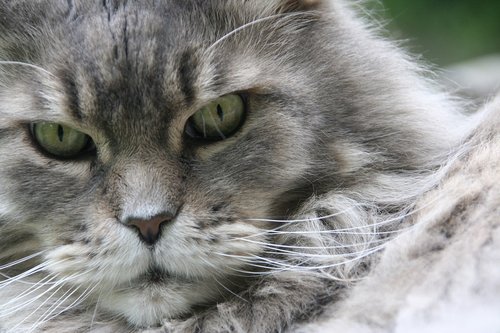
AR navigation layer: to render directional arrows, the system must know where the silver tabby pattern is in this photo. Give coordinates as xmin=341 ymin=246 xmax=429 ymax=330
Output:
xmin=0 ymin=0 xmax=498 ymax=332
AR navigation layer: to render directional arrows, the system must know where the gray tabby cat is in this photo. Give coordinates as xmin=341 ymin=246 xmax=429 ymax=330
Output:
xmin=0 ymin=0 xmax=497 ymax=332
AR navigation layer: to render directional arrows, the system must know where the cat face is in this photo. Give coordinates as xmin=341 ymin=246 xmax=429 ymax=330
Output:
xmin=0 ymin=0 xmax=330 ymax=325
xmin=0 ymin=0 xmax=467 ymax=328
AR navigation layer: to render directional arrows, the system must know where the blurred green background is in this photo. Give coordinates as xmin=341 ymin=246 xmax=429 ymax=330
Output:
xmin=372 ymin=0 xmax=500 ymax=66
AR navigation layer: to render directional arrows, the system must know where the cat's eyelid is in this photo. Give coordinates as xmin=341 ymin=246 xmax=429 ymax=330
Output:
xmin=28 ymin=120 xmax=91 ymax=137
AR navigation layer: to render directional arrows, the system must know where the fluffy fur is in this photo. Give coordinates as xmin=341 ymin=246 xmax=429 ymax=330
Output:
xmin=0 ymin=0 xmax=497 ymax=332
xmin=293 ymin=95 xmax=500 ymax=333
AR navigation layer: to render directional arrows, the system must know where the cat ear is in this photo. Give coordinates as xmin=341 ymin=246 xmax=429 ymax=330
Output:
xmin=276 ymin=0 xmax=324 ymax=12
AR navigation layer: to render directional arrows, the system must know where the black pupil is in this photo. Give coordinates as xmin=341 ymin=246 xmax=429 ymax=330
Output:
xmin=216 ymin=104 xmax=224 ymax=121
xmin=57 ymin=125 xmax=64 ymax=142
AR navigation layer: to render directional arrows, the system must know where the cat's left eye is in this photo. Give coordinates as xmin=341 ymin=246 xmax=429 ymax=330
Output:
xmin=31 ymin=122 xmax=95 ymax=159
xmin=185 ymin=94 xmax=246 ymax=141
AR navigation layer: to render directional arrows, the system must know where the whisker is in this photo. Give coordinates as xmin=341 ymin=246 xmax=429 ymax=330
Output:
xmin=0 ymin=61 xmax=57 ymax=78
xmin=244 ymin=205 xmax=366 ymax=224
xmin=222 ymin=266 xmax=275 ymax=277
xmin=260 ymin=247 xmax=379 ymax=259
xmin=231 ymin=222 xmax=291 ymax=241
xmin=247 ymin=195 xmax=443 ymax=236
xmin=1 ymin=274 xmax=60 ymax=308
xmin=0 ymin=272 xmax=59 ymax=286
xmin=215 ymin=240 xmax=387 ymax=273
xmin=215 ymin=252 xmax=295 ymax=270
xmin=40 ymin=282 xmax=96 ymax=327
xmin=211 ymin=253 xmax=280 ymax=275
xmin=1 ymin=274 xmax=67 ymax=320
xmin=0 ymin=259 xmax=69 ymax=290
xmin=0 ymin=264 xmax=49 ymax=290
xmin=31 ymin=277 xmax=97 ymax=331
xmin=0 ymin=251 xmax=46 ymax=271
xmin=233 ymin=237 xmax=385 ymax=251
xmin=213 ymin=275 xmax=249 ymax=303
xmin=0 ymin=270 xmax=87 ymax=318
xmin=90 ymin=284 xmax=105 ymax=329
xmin=31 ymin=284 xmax=81 ymax=330
xmin=243 ymin=189 xmax=444 ymax=232
xmin=205 ymin=11 xmax=320 ymax=54
xmin=262 ymin=227 xmax=412 ymax=236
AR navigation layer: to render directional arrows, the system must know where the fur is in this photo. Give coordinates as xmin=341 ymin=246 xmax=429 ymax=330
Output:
xmin=293 ymin=95 xmax=500 ymax=333
xmin=0 ymin=0 xmax=497 ymax=332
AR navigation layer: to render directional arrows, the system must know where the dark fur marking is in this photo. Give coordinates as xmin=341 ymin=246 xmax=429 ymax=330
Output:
xmin=277 ymin=0 xmax=322 ymax=13
xmin=0 ymin=128 xmax=11 ymax=141
xmin=102 ymin=0 xmax=121 ymax=50
xmin=270 ymin=180 xmax=317 ymax=218
xmin=0 ymin=231 xmax=36 ymax=251
xmin=123 ymin=16 xmax=129 ymax=61
xmin=199 ymin=216 xmax=235 ymax=230
xmin=433 ymin=197 xmax=480 ymax=241
xmin=178 ymin=50 xmax=198 ymax=104
xmin=211 ymin=203 xmax=227 ymax=213
xmin=102 ymin=0 xmax=111 ymax=22
xmin=65 ymin=0 xmax=80 ymax=22
xmin=208 ymin=235 xmax=220 ymax=244
xmin=62 ymin=238 xmax=74 ymax=245
xmin=59 ymin=69 xmax=83 ymax=120
xmin=113 ymin=44 xmax=119 ymax=60
xmin=95 ymin=237 xmax=104 ymax=246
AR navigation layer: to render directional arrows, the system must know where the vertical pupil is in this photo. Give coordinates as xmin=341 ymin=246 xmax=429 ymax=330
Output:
xmin=57 ymin=125 xmax=64 ymax=142
xmin=216 ymin=104 xmax=224 ymax=121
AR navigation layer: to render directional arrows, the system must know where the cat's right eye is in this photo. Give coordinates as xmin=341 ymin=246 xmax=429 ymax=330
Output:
xmin=185 ymin=94 xmax=246 ymax=141
xmin=31 ymin=122 xmax=95 ymax=159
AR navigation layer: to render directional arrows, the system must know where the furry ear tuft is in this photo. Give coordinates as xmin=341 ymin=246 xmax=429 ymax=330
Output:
xmin=277 ymin=0 xmax=323 ymax=12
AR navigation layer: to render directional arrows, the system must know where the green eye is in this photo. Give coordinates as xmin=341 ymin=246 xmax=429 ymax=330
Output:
xmin=32 ymin=122 xmax=93 ymax=158
xmin=187 ymin=94 xmax=246 ymax=140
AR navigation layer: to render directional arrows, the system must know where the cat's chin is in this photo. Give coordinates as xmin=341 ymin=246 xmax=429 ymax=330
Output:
xmin=100 ymin=274 xmax=220 ymax=327
xmin=134 ymin=266 xmax=195 ymax=285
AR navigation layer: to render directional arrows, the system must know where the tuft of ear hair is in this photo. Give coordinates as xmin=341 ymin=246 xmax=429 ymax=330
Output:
xmin=277 ymin=0 xmax=323 ymax=12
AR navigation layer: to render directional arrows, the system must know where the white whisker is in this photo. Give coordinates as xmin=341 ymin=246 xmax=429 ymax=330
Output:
xmin=205 ymin=11 xmax=320 ymax=54
xmin=2 ymin=275 xmax=67 ymax=324
xmin=263 ymin=227 xmax=412 ymax=236
xmin=245 ymin=205 xmax=365 ymax=224
xmin=0 ymin=259 xmax=69 ymax=290
xmin=213 ymin=275 xmax=249 ymax=303
xmin=0 ymin=251 xmax=46 ymax=271
xmin=1 ymin=274 xmax=59 ymax=308
xmin=0 ymin=264 xmax=49 ymax=290
xmin=0 ymin=61 xmax=56 ymax=78
xmin=215 ymin=238 xmax=388 ymax=276
xmin=90 ymin=285 xmax=104 ymax=329
xmin=260 ymin=246 xmax=379 ymax=259
xmin=233 ymin=237 xmax=385 ymax=251
xmin=32 ymin=278 xmax=97 ymax=331
xmin=30 ymin=284 xmax=81 ymax=330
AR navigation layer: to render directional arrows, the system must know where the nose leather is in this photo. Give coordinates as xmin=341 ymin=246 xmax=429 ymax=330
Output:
xmin=126 ymin=213 xmax=173 ymax=245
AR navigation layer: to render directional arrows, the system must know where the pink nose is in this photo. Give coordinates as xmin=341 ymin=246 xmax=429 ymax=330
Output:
xmin=126 ymin=213 xmax=173 ymax=245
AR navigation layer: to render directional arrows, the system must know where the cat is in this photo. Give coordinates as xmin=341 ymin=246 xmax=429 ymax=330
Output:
xmin=0 ymin=0 xmax=497 ymax=332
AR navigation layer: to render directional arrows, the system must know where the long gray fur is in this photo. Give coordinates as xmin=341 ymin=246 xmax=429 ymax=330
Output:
xmin=0 ymin=0 xmax=493 ymax=332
